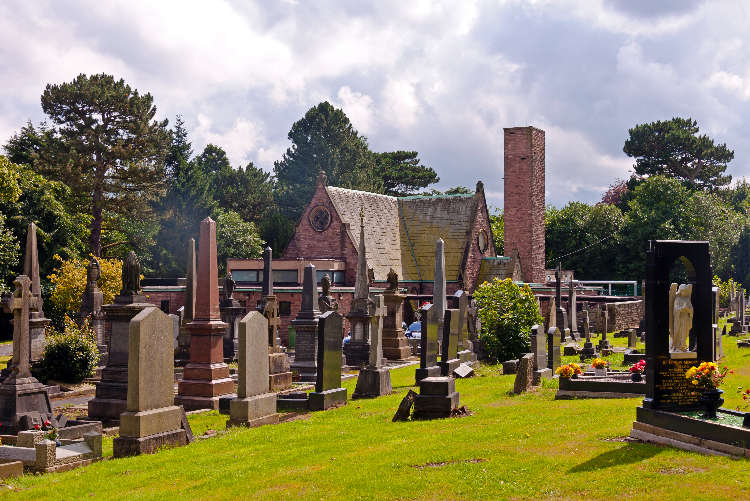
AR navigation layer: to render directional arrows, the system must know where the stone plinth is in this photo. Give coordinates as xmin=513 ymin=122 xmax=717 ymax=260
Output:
xmin=268 ymin=352 xmax=293 ymax=391
xmin=352 ymin=367 xmax=391 ymax=399
xmin=114 ymin=307 xmax=190 ymax=457
xmin=413 ymin=376 xmax=459 ymax=419
xmin=228 ymin=311 xmax=278 ymax=428
xmin=382 ymin=290 xmax=411 ymax=360
xmin=176 ymin=320 xmax=234 ymax=410
xmin=87 ymin=300 xmax=152 ymax=423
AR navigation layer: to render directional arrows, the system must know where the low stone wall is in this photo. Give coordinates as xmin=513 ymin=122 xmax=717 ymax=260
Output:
xmin=607 ymin=300 xmax=644 ymax=332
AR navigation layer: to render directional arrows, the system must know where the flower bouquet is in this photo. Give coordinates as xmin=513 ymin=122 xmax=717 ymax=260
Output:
xmin=629 ymin=359 xmax=646 ymax=382
xmin=591 ymin=357 xmax=609 ymax=376
xmin=556 ymin=363 xmax=583 ymax=379
xmin=685 ymin=362 xmax=732 ymax=419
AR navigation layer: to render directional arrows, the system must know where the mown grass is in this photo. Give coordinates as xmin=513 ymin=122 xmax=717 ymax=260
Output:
xmin=4 ymin=325 xmax=750 ymax=500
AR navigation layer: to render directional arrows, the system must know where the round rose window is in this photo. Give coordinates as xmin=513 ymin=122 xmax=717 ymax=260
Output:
xmin=309 ymin=205 xmax=331 ymax=232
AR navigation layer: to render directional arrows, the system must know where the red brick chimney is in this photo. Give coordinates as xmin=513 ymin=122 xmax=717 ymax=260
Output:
xmin=503 ymin=126 xmax=545 ymax=284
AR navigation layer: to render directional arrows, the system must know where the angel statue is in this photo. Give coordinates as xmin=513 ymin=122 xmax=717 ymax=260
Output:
xmin=668 ymin=283 xmax=693 ymax=353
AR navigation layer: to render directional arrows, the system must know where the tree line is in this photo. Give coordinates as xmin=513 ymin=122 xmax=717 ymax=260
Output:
xmin=0 ymin=73 xmax=442 ymax=286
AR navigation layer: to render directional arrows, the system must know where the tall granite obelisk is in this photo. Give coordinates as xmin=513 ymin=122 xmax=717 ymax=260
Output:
xmin=176 ymin=218 xmax=235 ymax=410
xmin=344 ymin=209 xmax=374 ymax=367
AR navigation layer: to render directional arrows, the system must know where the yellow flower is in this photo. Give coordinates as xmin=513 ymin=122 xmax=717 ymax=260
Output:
xmin=692 ymin=380 xmax=698 ymax=385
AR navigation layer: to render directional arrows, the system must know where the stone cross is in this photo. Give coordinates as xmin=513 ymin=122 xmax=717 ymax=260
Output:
xmin=183 ymin=238 xmax=196 ymax=325
xmin=433 ymin=238 xmax=446 ymax=325
xmin=263 ymin=296 xmax=281 ymax=350
xmin=583 ymin=311 xmax=591 ymax=342
xmin=369 ymin=295 xmax=385 ymax=368
xmin=2 ymin=276 xmax=41 ymax=379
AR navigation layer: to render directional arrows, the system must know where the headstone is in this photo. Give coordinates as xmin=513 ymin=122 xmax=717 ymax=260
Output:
xmin=256 ymin=247 xmax=291 ymax=391
xmin=176 ymin=238 xmax=196 ymax=362
xmin=453 ymin=364 xmax=474 ymax=378
xmin=502 ymin=359 xmax=518 ymax=375
xmin=413 ymin=375 xmax=460 ymax=420
xmin=23 ymin=223 xmax=50 ymax=362
xmin=718 ymin=324 xmax=725 ymax=359
xmin=0 ymin=276 xmax=56 ymax=433
xmin=344 ymin=209 xmax=373 ymax=367
xmin=415 ymin=304 xmax=441 ymax=383
xmin=392 ymin=390 xmax=417 ymax=421
xmin=547 ymin=327 xmax=561 ymax=373
xmin=627 ymin=329 xmax=638 ymax=349
xmin=308 ymin=311 xmax=347 ymax=410
xmin=170 ymin=314 xmax=179 ymax=350
xmin=88 ymin=252 xmax=152 ymax=423
xmin=641 ymin=240 xmax=712 ymax=412
xmin=568 ymin=280 xmax=578 ymax=340
xmin=455 ymin=290 xmax=477 ymax=363
xmin=433 ymin=239 xmax=447 ymax=327
xmin=545 ymin=296 xmax=556 ymax=332
xmin=290 ymin=264 xmax=320 ymax=381
xmin=579 ymin=310 xmax=597 ymax=359
xmin=113 ymin=307 xmax=189 ymax=457
xmin=438 ymin=309 xmax=460 ymax=376
xmin=712 ymin=286 xmax=719 ymax=326
xmin=513 ymin=353 xmax=534 ymax=394
xmin=353 ymin=295 xmax=392 ymax=398
xmin=228 ymin=311 xmax=279 ymax=427
xmin=176 ymin=218 xmax=234 ymax=411
xmin=381 ymin=269 xmax=411 ymax=361
xmin=530 ymin=325 xmax=552 ymax=383
xmin=554 ymin=264 xmax=569 ymax=341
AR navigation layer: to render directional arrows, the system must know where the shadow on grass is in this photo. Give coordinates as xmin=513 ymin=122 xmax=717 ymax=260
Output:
xmin=568 ymin=442 xmax=662 ymax=473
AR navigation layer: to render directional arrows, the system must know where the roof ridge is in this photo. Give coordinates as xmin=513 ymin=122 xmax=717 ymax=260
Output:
xmin=326 ymin=185 xmax=397 ymax=199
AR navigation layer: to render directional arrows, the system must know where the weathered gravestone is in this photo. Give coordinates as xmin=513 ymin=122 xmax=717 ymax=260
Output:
xmin=88 ymin=252 xmax=153 ymax=423
xmin=309 ymin=310 xmax=347 ymax=411
xmin=568 ymin=280 xmax=578 ymax=340
xmin=415 ymin=304 xmax=441 ymax=383
xmin=114 ymin=307 xmax=190 ymax=457
xmin=228 ymin=311 xmax=279 ymax=428
xmin=597 ymin=310 xmax=612 ymax=352
xmin=290 ymin=264 xmax=320 ymax=382
xmin=79 ymin=258 xmax=105 ymax=361
xmin=0 ymin=276 xmax=56 ymax=433
xmin=627 ymin=329 xmax=638 ymax=349
xmin=176 ymin=217 xmax=234 ymax=411
xmin=413 ymin=374 xmax=460 ymax=419
xmin=547 ymin=327 xmax=561 ymax=373
xmin=513 ymin=353 xmax=534 ymax=394
xmin=438 ymin=309 xmax=460 ymax=376
xmin=530 ymin=325 xmax=552 ymax=384
xmin=554 ymin=264 xmax=569 ymax=342
xmin=353 ymin=295 xmax=392 ymax=399
xmin=176 ymin=238 xmax=196 ymax=363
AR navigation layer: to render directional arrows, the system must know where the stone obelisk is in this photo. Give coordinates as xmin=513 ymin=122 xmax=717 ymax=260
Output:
xmin=24 ymin=223 xmax=50 ymax=362
xmin=344 ymin=208 xmax=373 ymax=367
xmin=176 ymin=218 xmax=235 ymax=410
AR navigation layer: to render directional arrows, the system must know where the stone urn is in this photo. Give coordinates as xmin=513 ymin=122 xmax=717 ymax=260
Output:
xmin=698 ymin=388 xmax=724 ymax=419
xmin=630 ymin=372 xmax=643 ymax=382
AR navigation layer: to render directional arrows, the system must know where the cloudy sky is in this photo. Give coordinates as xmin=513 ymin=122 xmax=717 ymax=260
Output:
xmin=1 ymin=0 xmax=748 ymax=208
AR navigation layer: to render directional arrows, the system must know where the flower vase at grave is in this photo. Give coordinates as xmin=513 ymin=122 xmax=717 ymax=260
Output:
xmin=698 ymin=388 xmax=724 ymax=419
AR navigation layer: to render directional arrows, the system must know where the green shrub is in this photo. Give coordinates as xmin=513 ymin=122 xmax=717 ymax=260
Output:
xmin=713 ymin=275 xmax=741 ymax=309
xmin=34 ymin=316 xmax=99 ymax=383
xmin=474 ymin=278 xmax=542 ymax=363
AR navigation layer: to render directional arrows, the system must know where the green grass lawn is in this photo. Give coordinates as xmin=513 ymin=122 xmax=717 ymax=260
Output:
xmin=4 ymin=324 xmax=750 ymax=500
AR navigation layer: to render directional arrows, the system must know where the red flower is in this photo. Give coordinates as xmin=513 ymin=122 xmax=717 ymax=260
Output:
xmin=43 ymin=420 xmax=50 ymax=427
xmin=33 ymin=424 xmax=40 ymax=430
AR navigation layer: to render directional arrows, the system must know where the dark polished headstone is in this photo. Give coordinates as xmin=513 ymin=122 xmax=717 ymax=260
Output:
xmin=290 ymin=264 xmax=320 ymax=382
xmin=438 ymin=309 xmax=460 ymax=376
xmin=547 ymin=327 xmax=561 ymax=373
xmin=415 ymin=304 xmax=441 ymax=383
xmin=308 ymin=311 xmax=346 ymax=411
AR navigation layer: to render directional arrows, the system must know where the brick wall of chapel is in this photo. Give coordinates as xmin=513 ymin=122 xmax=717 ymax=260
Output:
xmin=462 ymin=188 xmax=497 ymax=293
xmin=282 ymin=183 xmax=359 ymax=286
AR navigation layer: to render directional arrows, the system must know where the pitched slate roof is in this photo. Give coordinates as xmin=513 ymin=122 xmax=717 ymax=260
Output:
xmin=398 ymin=194 xmax=477 ymax=282
xmin=325 ymin=185 xmax=479 ymax=282
xmin=325 ymin=186 xmax=403 ymax=279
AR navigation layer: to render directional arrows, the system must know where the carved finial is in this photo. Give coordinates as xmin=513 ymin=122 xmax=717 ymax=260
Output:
xmin=386 ymin=268 xmax=399 ymax=291
xmin=360 ymin=206 xmax=365 ymax=228
xmin=476 ymin=180 xmax=484 ymax=193
xmin=317 ymin=171 xmax=327 ymax=186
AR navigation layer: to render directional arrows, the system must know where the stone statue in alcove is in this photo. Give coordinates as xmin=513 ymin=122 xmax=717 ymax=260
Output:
xmin=669 ymin=283 xmax=693 ymax=353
